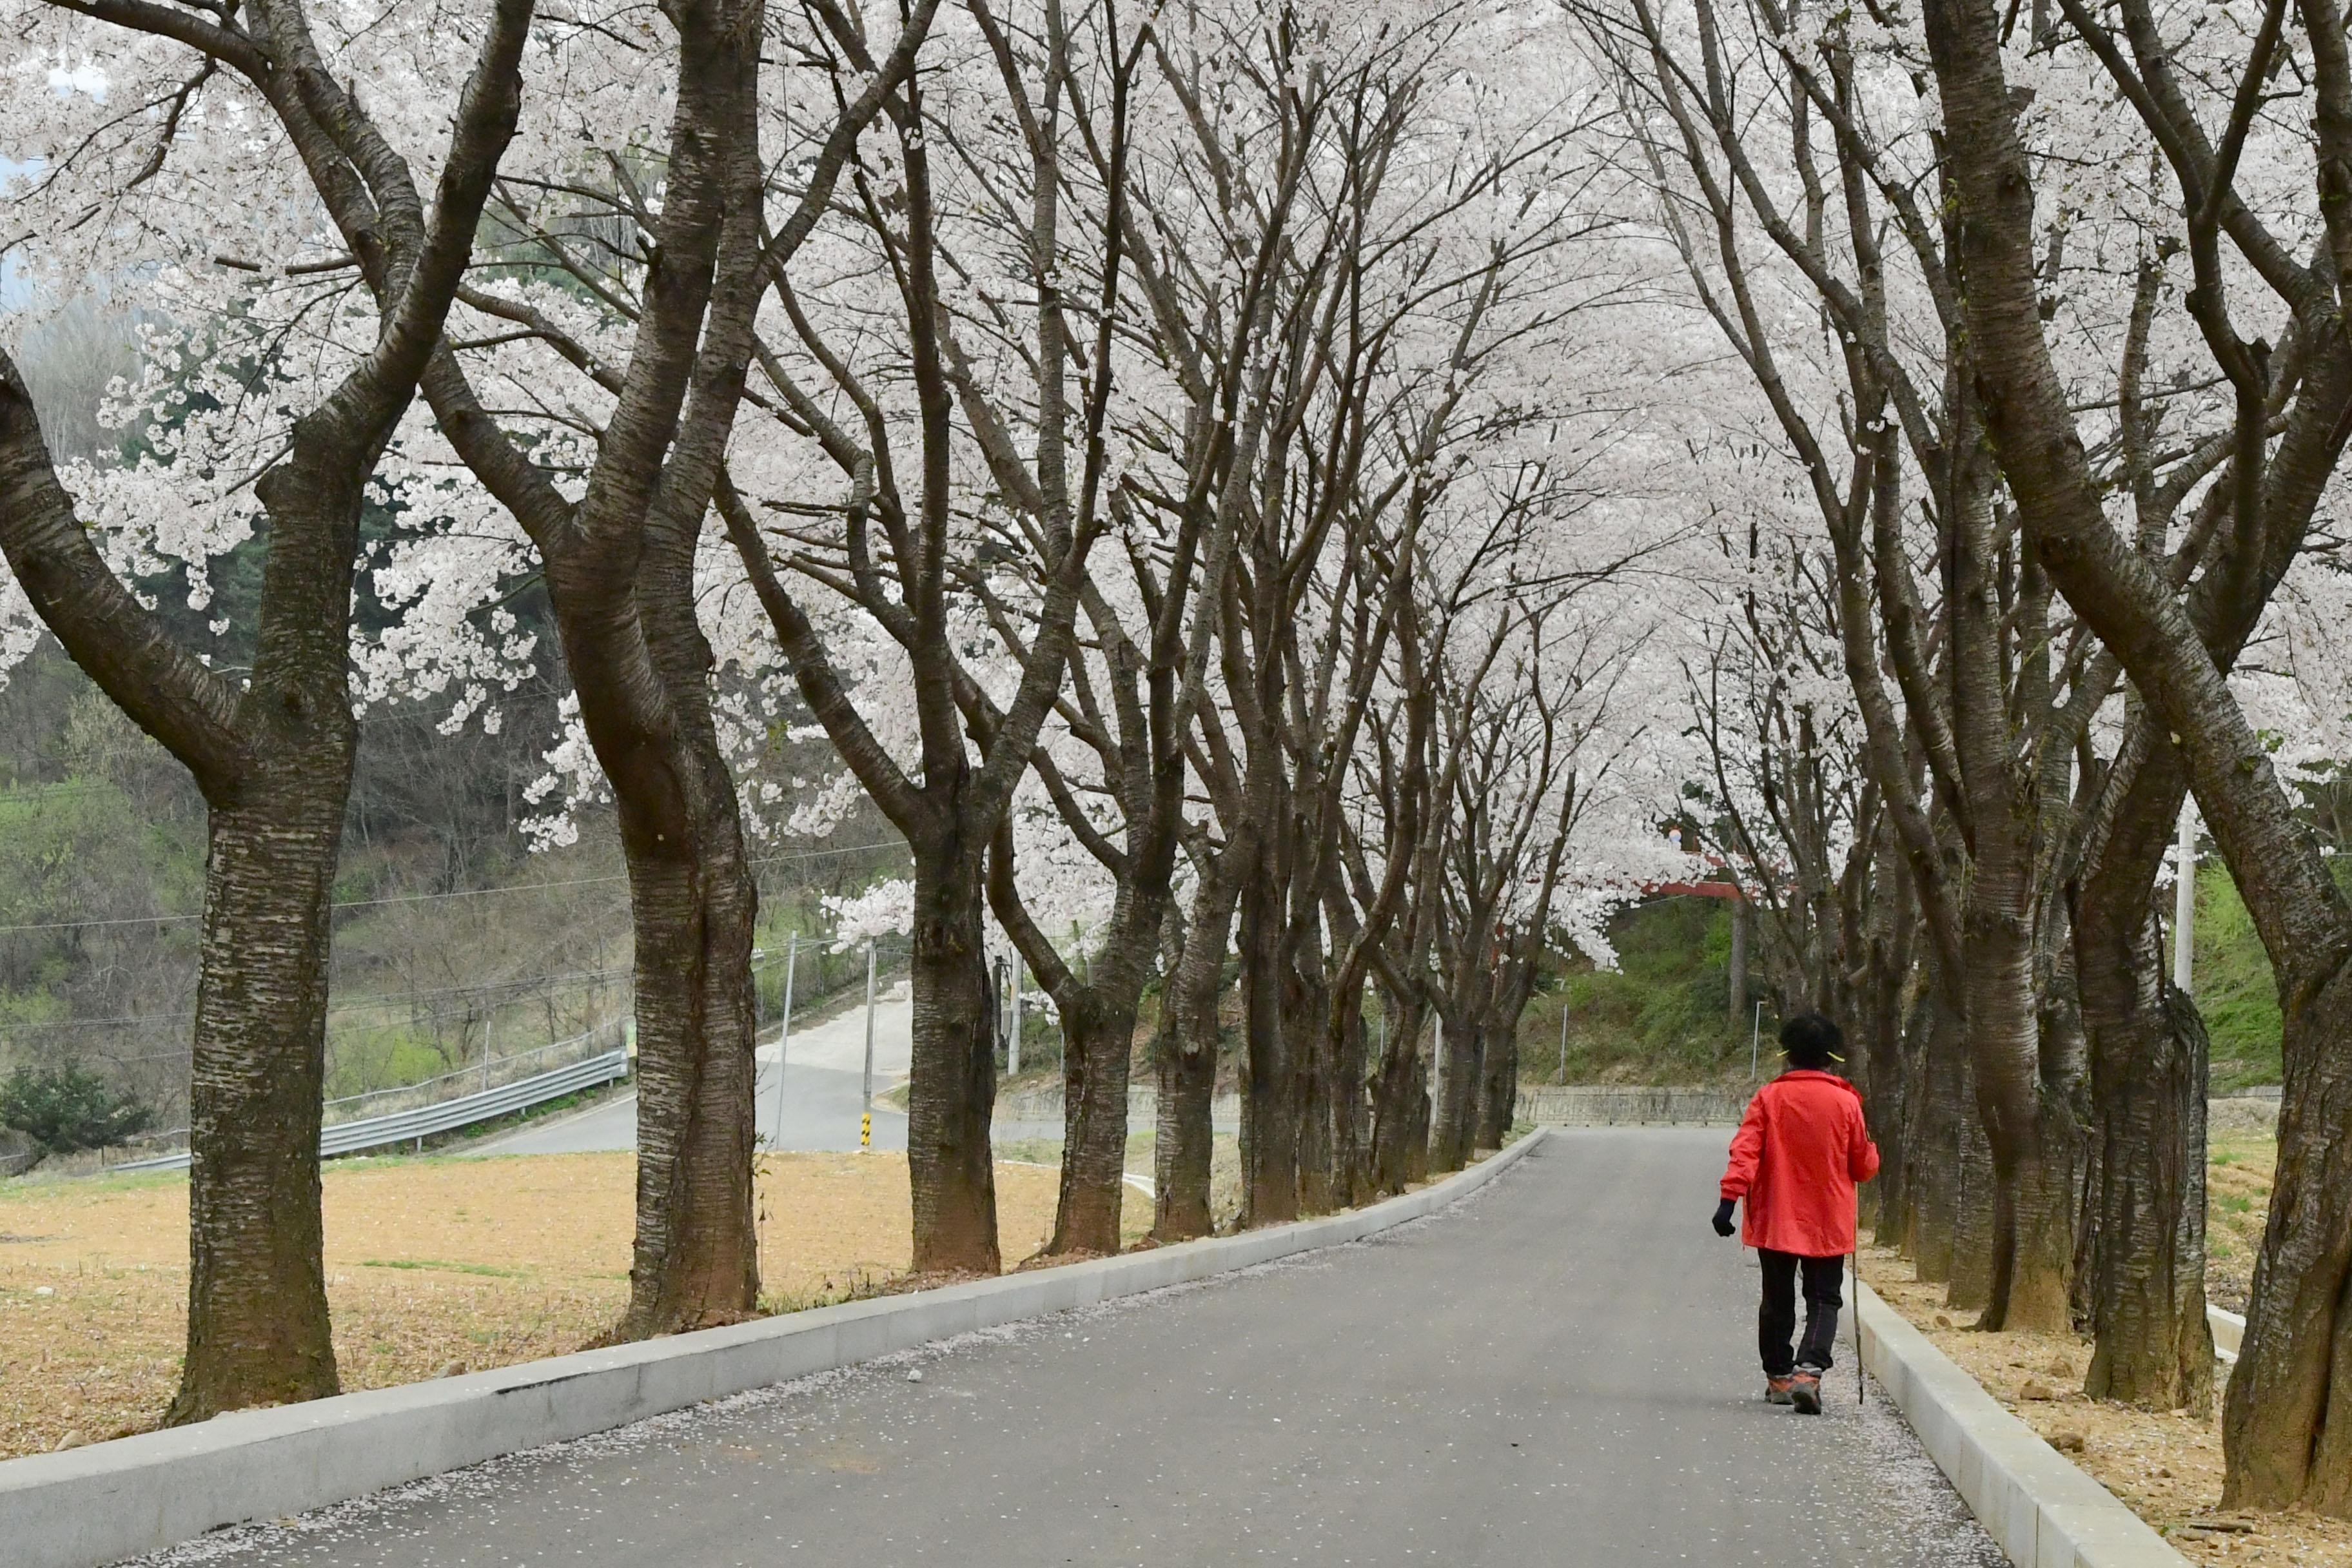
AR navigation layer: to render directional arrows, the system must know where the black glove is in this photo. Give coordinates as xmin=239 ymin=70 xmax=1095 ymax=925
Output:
xmin=1712 ymin=1197 xmax=1738 ymax=1237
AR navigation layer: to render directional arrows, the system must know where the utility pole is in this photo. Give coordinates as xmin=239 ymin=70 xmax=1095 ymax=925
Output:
xmin=1749 ymin=999 xmax=1763 ymax=1081
xmin=860 ymin=938 xmax=877 ymax=1140
xmin=1008 ymin=958 xmax=1024 ymax=1077
xmin=1727 ymin=894 xmax=1749 ymax=1026
xmin=752 ymin=946 xmax=766 ymax=1147
xmin=769 ymin=932 xmax=798 ymax=1150
xmin=2173 ymin=799 xmax=2197 ymax=993
xmin=1433 ymin=1012 xmax=1444 ymax=1113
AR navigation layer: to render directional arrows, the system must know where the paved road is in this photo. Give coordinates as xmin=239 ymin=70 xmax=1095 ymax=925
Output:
xmin=148 ymin=1129 xmax=2004 ymax=1568
xmin=470 ymin=985 xmax=917 ymax=1155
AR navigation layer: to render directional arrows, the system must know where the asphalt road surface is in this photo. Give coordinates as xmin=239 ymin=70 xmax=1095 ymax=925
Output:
xmin=469 ymin=985 xmax=917 ymax=1155
xmin=138 ymin=1128 xmax=2005 ymax=1568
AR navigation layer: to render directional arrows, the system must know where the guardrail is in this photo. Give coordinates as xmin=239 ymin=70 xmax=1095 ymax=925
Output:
xmin=111 ymin=1048 xmax=631 ymax=1172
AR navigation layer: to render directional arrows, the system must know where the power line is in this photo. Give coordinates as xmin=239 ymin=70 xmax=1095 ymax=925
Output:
xmin=8 ymin=936 xmax=912 ymax=1040
xmin=0 ymin=966 xmax=636 ymax=1033
xmin=0 ymin=836 xmax=905 ymax=937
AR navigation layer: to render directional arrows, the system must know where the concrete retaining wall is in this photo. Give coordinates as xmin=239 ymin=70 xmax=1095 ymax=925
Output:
xmin=1857 ymin=1280 xmax=2187 ymax=1567
xmin=1516 ymin=1084 xmax=1752 ymax=1125
xmin=2209 ymin=1305 xmax=2245 ymax=1362
xmin=0 ymin=1130 xmax=1546 ymax=1568
xmin=990 ymin=1084 xmax=1242 ymax=1133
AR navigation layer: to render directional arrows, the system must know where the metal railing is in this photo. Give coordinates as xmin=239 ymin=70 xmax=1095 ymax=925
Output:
xmin=319 ymin=1024 xmax=625 ymax=1126
xmin=111 ymin=1046 xmax=631 ymax=1171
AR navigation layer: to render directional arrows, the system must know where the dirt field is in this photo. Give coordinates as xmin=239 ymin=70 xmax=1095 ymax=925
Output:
xmin=1865 ymin=1132 xmax=2346 ymax=1566
xmin=0 ymin=1150 xmax=1146 ymax=1461
xmin=2206 ymin=1128 xmax=2277 ymax=1313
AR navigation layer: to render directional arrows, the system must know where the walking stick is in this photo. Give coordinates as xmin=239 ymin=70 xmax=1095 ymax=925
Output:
xmin=1853 ymin=1248 xmax=1863 ymax=1405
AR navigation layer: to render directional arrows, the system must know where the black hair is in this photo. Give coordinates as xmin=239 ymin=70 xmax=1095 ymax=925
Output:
xmin=1779 ymin=1012 xmax=1842 ymax=1070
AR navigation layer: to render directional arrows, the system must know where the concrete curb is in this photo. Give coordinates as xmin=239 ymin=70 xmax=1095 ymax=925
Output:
xmin=2208 ymin=1304 xmax=2244 ymax=1362
xmin=1857 ymin=1280 xmax=2188 ymax=1567
xmin=0 ymin=1130 xmax=1547 ymax=1568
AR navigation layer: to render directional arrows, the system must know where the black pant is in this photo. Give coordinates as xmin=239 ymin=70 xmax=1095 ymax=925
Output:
xmin=1758 ymin=1249 xmax=1844 ymax=1376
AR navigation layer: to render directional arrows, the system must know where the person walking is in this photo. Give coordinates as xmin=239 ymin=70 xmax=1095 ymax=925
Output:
xmin=1711 ymin=1012 xmax=1879 ymax=1414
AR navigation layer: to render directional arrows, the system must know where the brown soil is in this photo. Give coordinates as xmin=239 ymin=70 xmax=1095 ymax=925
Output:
xmin=2206 ymin=1130 xmax=2275 ymax=1315
xmin=0 ymin=1150 xmax=1142 ymax=1461
xmin=1867 ymin=1133 xmax=2347 ymax=1567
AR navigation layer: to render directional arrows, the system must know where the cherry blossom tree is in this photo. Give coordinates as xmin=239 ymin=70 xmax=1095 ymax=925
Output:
xmin=1920 ymin=0 xmax=2352 ymax=1509
xmin=1 ymin=0 xmax=534 ymax=1417
xmin=716 ymin=0 xmax=1141 ymax=1275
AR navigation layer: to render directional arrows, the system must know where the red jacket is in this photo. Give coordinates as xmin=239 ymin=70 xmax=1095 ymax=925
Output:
xmin=1720 ymin=1070 xmax=1880 ymax=1257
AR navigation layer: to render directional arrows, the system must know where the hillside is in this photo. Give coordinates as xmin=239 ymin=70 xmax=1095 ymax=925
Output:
xmin=0 ymin=647 xmax=906 ymax=1138
xmin=1524 ymin=896 xmax=1758 ymax=1086
xmin=1514 ymin=867 xmax=2288 ymax=1092
xmin=2194 ymin=862 xmax=2288 ymax=1092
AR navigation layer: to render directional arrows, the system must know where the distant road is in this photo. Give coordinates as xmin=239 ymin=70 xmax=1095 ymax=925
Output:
xmin=181 ymin=1130 xmax=2006 ymax=1568
xmin=470 ymin=983 xmax=915 ymax=1155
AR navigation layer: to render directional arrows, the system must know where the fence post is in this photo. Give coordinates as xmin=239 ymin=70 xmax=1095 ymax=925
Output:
xmin=860 ymin=938 xmax=877 ymax=1138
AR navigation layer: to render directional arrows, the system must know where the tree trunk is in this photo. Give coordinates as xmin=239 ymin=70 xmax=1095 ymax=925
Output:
xmin=1288 ymin=912 xmax=1336 ymax=1215
xmin=2079 ymin=869 xmax=2213 ymax=1411
xmin=1857 ymin=928 xmax=1912 ymax=1243
xmin=2036 ymin=961 xmax=2096 ymax=1335
xmin=1047 ymin=989 xmax=1133 ymax=1256
xmin=1429 ymin=1006 xmax=1480 ymax=1175
xmin=1153 ymin=868 xmax=1235 ymax=1241
xmin=615 ymin=815 xmax=760 ymax=1335
xmin=1475 ymin=996 xmax=1521 ymax=1153
xmin=168 ymin=774 xmax=348 ymax=1423
xmin=1949 ymin=1073 xmax=1997 ymax=1312
xmin=170 ymin=444 xmax=371 ymax=1423
xmin=551 ymin=553 xmax=764 ymax=1337
xmin=1333 ymin=990 xmax=1371 ymax=1206
xmin=1966 ymin=901 xmax=2075 ymax=1331
xmin=2222 ymin=975 xmax=2352 ymax=1511
xmin=1369 ymin=988 xmax=1429 ymax=1196
xmin=1239 ymin=867 xmax=1298 ymax=1226
xmin=1915 ymin=0 xmax=2352 ymax=1509
xmin=617 ymin=489 xmax=765 ymax=1332
xmin=1154 ymin=1022 xmax=1217 ymax=1240
xmin=907 ymin=845 xmax=1001 ymax=1274
xmin=1908 ymin=994 xmax=1966 ymax=1281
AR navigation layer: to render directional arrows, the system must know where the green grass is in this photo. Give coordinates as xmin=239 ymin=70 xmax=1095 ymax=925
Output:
xmin=1521 ymin=896 xmax=1755 ymax=1085
xmin=1505 ymin=867 xmax=2291 ymax=1092
xmin=357 ymin=1258 xmax=527 ymax=1279
xmin=996 ymin=1130 xmax=1157 ymax=1173
xmin=2195 ymin=864 xmax=2284 ymax=1091
xmin=0 ymin=1165 xmax=186 ymax=1195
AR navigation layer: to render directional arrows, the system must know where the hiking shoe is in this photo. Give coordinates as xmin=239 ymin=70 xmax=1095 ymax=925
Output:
xmin=1790 ymin=1366 xmax=1823 ymax=1415
xmin=1764 ymin=1375 xmax=1795 ymax=1406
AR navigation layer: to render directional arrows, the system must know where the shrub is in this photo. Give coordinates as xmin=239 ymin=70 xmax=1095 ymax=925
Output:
xmin=0 ymin=1062 xmax=156 ymax=1155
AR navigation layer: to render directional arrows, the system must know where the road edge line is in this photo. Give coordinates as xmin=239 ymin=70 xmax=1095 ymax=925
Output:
xmin=1 ymin=1128 xmax=1548 ymax=1568
xmin=1856 ymin=1279 xmax=2189 ymax=1567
